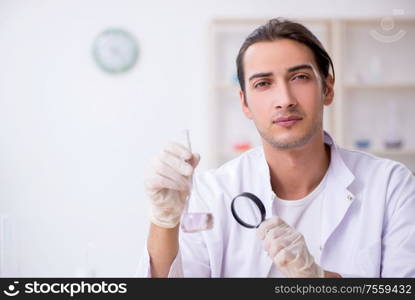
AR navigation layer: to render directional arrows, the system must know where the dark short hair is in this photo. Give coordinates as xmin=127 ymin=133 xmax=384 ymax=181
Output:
xmin=236 ymin=18 xmax=335 ymax=93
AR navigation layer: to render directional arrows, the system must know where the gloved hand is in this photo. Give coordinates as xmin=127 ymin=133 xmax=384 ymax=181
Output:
xmin=146 ymin=141 xmax=200 ymax=229
xmin=257 ymin=217 xmax=325 ymax=278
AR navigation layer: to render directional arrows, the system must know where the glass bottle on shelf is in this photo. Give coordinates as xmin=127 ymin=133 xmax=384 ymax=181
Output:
xmin=353 ymin=106 xmax=372 ymax=150
xmin=383 ymin=100 xmax=403 ymax=150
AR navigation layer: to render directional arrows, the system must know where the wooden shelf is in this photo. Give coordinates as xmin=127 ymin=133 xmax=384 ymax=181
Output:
xmin=352 ymin=148 xmax=415 ymax=156
xmin=344 ymin=83 xmax=415 ymax=90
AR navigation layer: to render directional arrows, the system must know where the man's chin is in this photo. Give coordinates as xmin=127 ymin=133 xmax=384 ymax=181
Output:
xmin=267 ymin=132 xmax=311 ymax=150
xmin=273 ymin=139 xmax=304 ymax=150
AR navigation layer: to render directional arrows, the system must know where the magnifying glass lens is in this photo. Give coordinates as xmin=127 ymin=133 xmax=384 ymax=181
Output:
xmin=233 ymin=196 xmax=262 ymax=227
xmin=231 ymin=193 xmax=265 ymax=228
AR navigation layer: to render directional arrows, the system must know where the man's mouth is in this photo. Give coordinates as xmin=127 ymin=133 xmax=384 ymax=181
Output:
xmin=273 ymin=115 xmax=303 ymax=128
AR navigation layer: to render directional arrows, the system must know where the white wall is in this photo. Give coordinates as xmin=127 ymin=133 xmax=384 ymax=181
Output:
xmin=0 ymin=0 xmax=414 ymax=276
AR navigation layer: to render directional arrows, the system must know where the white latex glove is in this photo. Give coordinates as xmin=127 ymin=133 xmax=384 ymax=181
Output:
xmin=146 ymin=141 xmax=200 ymax=228
xmin=257 ymin=217 xmax=325 ymax=278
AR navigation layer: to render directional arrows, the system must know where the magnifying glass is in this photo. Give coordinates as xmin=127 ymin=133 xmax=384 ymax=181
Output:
xmin=230 ymin=192 xmax=266 ymax=228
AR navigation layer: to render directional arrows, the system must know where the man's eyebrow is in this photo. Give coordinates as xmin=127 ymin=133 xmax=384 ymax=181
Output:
xmin=287 ymin=64 xmax=313 ymax=73
xmin=248 ymin=65 xmax=313 ymax=82
xmin=248 ymin=72 xmax=273 ymax=82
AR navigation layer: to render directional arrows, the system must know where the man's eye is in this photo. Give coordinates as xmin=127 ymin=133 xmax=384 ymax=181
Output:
xmin=254 ymin=81 xmax=270 ymax=88
xmin=291 ymin=74 xmax=310 ymax=81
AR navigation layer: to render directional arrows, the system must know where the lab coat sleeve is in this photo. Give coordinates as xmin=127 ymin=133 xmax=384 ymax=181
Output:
xmin=134 ymin=239 xmax=184 ymax=277
xmin=134 ymin=241 xmax=151 ymax=277
xmin=177 ymin=226 xmax=212 ymax=277
xmin=337 ymin=272 xmax=362 ymax=278
xmin=168 ymin=171 xmax=214 ymax=277
xmin=135 ymin=230 xmax=211 ymax=277
xmin=135 ymin=172 xmax=215 ymax=278
xmin=381 ymin=164 xmax=415 ymax=277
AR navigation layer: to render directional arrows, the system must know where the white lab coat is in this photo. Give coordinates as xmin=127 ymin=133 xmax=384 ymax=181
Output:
xmin=138 ymin=133 xmax=415 ymax=277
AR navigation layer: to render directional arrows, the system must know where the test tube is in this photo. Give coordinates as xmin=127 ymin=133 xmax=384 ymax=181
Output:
xmin=179 ymin=130 xmax=214 ymax=233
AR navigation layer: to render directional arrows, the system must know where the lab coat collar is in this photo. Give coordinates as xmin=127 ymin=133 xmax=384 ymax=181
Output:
xmin=258 ymin=131 xmax=355 ymax=204
xmin=321 ymin=132 xmax=356 ymax=250
xmin=258 ymin=131 xmax=356 ymax=254
xmin=323 ymin=131 xmax=355 ymax=188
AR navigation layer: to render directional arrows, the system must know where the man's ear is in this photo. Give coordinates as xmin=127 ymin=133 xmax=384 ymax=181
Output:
xmin=240 ymin=90 xmax=253 ymax=120
xmin=323 ymin=75 xmax=334 ymax=106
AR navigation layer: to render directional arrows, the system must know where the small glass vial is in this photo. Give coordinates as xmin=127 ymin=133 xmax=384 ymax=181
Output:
xmin=177 ymin=130 xmax=214 ymax=233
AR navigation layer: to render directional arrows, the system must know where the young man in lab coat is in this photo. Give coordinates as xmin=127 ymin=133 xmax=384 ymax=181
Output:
xmin=139 ymin=18 xmax=415 ymax=277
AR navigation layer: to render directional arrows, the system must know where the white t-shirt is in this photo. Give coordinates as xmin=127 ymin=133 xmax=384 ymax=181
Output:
xmin=268 ymin=169 xmax=329 ymax=277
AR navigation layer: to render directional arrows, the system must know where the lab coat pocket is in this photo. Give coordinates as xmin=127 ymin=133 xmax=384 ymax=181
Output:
xmin=354 ymin=240 xmax=381 ymax=277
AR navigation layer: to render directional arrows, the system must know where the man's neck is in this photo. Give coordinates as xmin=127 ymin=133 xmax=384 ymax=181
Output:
xmin=263 ymin=131 xmax=330 ymax=200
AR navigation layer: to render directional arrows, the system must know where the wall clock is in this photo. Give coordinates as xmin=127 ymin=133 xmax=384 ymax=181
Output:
xmin=93 ymin=28 xmax=138 ymax=73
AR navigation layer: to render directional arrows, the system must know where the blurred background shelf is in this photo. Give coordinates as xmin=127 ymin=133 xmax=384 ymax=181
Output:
xmin=343 ymin=83 xmax=415 ymax=89
xmin=353 ymin=148 xmax=415 ymax=155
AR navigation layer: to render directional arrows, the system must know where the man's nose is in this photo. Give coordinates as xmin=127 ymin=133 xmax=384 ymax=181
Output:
xmin=273 ymin=82 xmax=298 ymax=110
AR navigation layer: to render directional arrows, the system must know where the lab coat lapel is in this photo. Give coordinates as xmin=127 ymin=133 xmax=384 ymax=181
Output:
xmin=252 ymin=197 xmax=275 ymax=277
xmin=252 ymin=239 xmax=274 ymax=277
xmin=321 ymin=183 xmax=354 ymax=248
xmin=248 ymin=133 xmax=355 ymax=276
xmin=248 ymin=148 xmax=274 ymax=277
xmin=321 ymin=136 xmax=355 ymax=248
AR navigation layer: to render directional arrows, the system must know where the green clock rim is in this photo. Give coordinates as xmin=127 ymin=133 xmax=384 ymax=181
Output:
xmin=92 ymin=28 xmax=139 ymax=74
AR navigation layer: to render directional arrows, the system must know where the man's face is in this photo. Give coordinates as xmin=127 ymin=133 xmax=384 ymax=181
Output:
xmin=240 ymin=39 xmax=333 ymax=150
